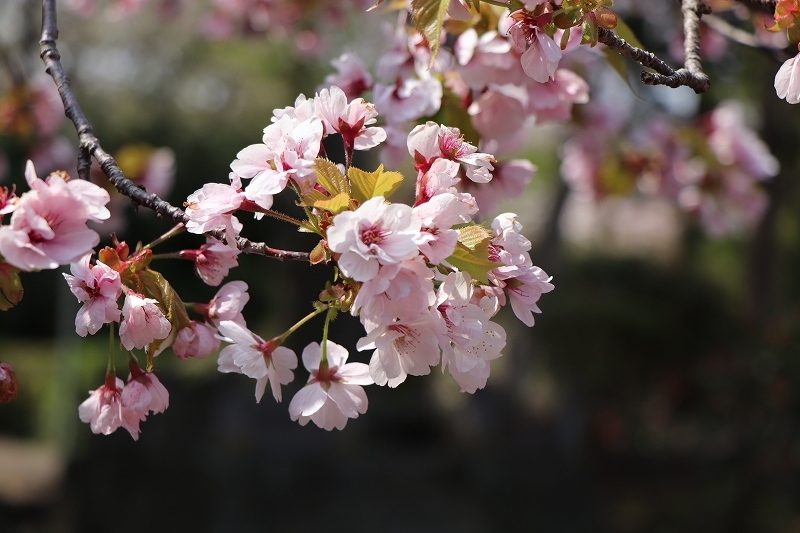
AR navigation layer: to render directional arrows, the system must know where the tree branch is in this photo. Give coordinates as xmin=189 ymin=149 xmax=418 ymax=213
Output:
xmin=599 ymin=0 xmax=712 ymax=94
xmin=640 ymin=0 xmax=711 ymax=93
xmin=38 ymin=0 xmax=309 ymax=263
xmin=734 ymin=0 xmax=777 ymax=12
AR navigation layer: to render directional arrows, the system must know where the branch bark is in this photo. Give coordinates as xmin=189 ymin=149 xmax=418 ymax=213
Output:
xmin=38 ymin=0 xmax=309 ymax=263
xmin=599 ymin=0 xmax=712 ymax=94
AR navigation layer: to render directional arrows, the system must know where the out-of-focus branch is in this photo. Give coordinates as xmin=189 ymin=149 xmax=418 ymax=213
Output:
xmin=734 ymin=0 xmax=777 ymax=12
xmin=704 ymin=14 xmax=761 ymax=47
xmin=37 ymin=0 xmax=309 ymax=263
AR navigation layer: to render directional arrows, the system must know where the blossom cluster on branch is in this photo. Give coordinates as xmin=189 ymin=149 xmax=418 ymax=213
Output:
xmin=0 ymin=0 xmax=792 ymax=439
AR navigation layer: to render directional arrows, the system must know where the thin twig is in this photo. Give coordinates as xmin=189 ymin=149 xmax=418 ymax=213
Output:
xmin=704 ymin=14 xmax=761 ymax=48
xmin=38 ymin=0 xmax=309 ymax=262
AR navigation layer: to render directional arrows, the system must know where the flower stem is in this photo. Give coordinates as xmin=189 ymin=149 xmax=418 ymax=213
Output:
xmin=143 ymin=223 xmax=185 ymax=251
xmin=277 ymin=305 xmax=329 ymax=345
xmin=319 ymin=307 xmax=337 ymax=366
xmin=149 ymin=252 xmax=186 ymax=261
xmin=107 ymin=322 xmax=116 ymax=376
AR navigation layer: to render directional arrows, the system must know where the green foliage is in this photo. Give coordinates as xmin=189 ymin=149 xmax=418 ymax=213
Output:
xmin=410 ymin=0 xmax=451 ymax=64
xmin=347 ymin=165 xmax=404 ymax=203
xmin=445 ymin=224 xmax=501 ymax=284
xmin=0 ymin=260 xmax=23 ymax=311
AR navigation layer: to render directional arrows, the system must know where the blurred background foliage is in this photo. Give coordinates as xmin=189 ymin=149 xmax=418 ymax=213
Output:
xmin=3 ymin=0 xmax=800 ymax=532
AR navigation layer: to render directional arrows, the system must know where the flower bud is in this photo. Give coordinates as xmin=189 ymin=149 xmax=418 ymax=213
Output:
xmin=0 ymin=362 xmax=18 ymax=403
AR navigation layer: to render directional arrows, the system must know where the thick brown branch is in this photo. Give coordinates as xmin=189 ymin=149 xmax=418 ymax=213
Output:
xmin=598 ymin=28 xmax=676 ymax=77
xmin=599 ymin=1 xmax=712 ymax=93
xmin=38 ymin=0 xmax=309 ymax=262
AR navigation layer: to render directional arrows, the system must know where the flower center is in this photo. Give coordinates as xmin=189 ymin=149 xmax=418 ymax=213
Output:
xmin=360 ymin=225 xmax=385 ymax=246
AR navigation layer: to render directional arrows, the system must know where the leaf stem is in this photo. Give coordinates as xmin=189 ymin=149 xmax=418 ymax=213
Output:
xmin=143 ymin=223 xmax=185 ymax=251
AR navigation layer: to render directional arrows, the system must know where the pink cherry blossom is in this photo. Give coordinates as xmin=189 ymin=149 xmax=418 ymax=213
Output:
xmin=467 ymin=87 xmax=527 ymax=146
xmin=205 ymin=280 xmax=250 ymax=326
xmin=322 ymin=52 xmax=373 ymax=100
xmin=352 ymin=256 xmax=436 ymax=329
xmin=526 ymin=69 xmax=590 ymax=123
xmin=407 ymin=122 xmax=495 ymax=183
xmin=288 ymin=340 xmax=372 ymax=431
xmin=413 ymin=193 xmax=477 ymax=264
xmin=373 ymin=77 xmax=443 ymax=124
xmin=184 ymin=183 xmax=244 ymax=245
xmin=775 ymin=52 xmax=800 ymax=104
xmin=122 ymin=363 xmax=169 ymax=415
xmin=78 ymin=374 xmax=140 ymax=439
xmin=314 ymin=86 xmax=387 ymax=151
xmin=119 ymin=292 xmax=172 ymax=351
xmin=0 ymin=166 xmax=101 ymax=271
xmin=327 ymin=196 xmax=428 ymax=282
xmin=181 ymin=237 xmax=241 ymax=286
xmin=467 ymin=159 xmax=536 ymax=216
xmin=435 ymin=272 xmax=507 ymax=393
xmin=508 ymin=12 xmax=562 ymax=83
xmin=23 ymin=161 xmax=111 ymax=222
xmin=357 ymin=311 xmax=443 ymax=387
xmin=260 ymin=115 xmax=323 ymax=193
xmin=217 ymin=320 xmax=297 ymax=402
xmin=63 ymin=254 xmax=122 ymax=336
xmin=173 ymin=320 xmax=220 ymax=360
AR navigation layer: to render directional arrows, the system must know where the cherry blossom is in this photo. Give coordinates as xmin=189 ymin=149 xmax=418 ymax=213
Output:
xmin=407 ymin=122 xmax=495 ymax=183
xmin=467 ymin=159 xmax=536 ymax=216
xmin=357 ymin=311 xmax=443 ymax=388
xmin=184 ymin=182 xmax=244 ymax=245
xmin=79 ymin=375 xmax=140 ymax=439
xmin=120 ymin=363 xmax=170 ymax=440
xmin=435 ymin=272 xmax=507 ymax=393
xmin=314 ymin=85 xmax=387 ymax=151
xmin=173 ymin=320 xmax=220 ymax=360
xmin=0 ymin=166 xmax=102 ymax=271
xmin=288 ymin=340 xmax=372 ymax=430
xmin=322 ymin=52 xmax=373 ymax=100
xmin=327 ymin=196 xmax=428 ymax=282
xmin=63 ymin=253 xmax=122 ymax=337
xmin=204 ymin=280 xmax=250 ymax=326
xmin=775 ymin=52 xmax=800 ymax=104
xmin=217 ymin=320 xmax=297 ymax=402
xmin=119 ymin=292 xmax=172 ymax=351
xmin=352 ymin=256 xmax=436 ymax=329
xmin=509 ymin=11 xmax=563 ymax=83
xmin=181 ymin=237 xmax=240 ymax=286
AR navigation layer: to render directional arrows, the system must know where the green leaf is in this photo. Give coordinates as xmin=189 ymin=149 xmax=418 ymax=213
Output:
xmin=314 ymin=158 xmax=349 ymax=196
xmin=410 ymin=0 xmax=450 ymax=66
xmin=456 ymin=223 xmax=493 ymax=251
xmin=312 ymin=192 xmax=352 ymax=215
xmin=0 ymin=261 xmax=23 ymax=311
xmin=348 ymin=165 xmax=404 ymax=203
xmin=445 ymin=243 xmax=502 ymax=285
xmin=138 ymin=269 xmax=191 ymax=360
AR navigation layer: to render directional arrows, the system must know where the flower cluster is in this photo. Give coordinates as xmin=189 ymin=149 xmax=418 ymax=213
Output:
xmin=561 ymin=101 xmax=779 ymax=236
xmin=336 ymin=5 xmax=589 ymax=174
xmin=173 ymin=85 xmax=552 ymax=432
xmin=78 ymin=362 xmax=168 ymax=440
